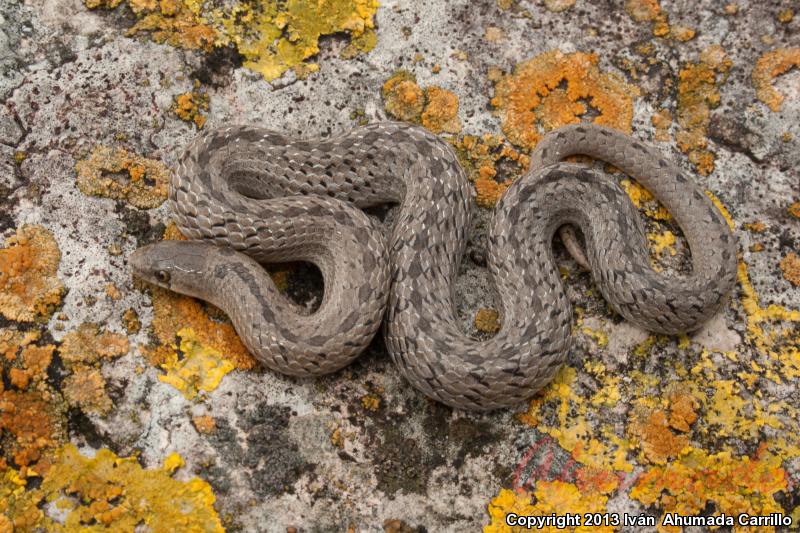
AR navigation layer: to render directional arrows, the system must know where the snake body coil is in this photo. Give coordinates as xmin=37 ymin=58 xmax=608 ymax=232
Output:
xmin=130 ymin=122 xmax=737 ymax=410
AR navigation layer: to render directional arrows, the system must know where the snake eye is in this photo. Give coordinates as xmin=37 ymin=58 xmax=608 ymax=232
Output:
xmin=155 ymin=270 xmax=170 ymax=284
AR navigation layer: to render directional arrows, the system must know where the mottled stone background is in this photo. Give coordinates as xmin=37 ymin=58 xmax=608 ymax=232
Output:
xmin=0 ymin=0 xmax=798 ymax=531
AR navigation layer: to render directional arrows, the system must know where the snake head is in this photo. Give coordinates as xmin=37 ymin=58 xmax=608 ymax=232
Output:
xmin=129 ymin=241 xmax=214 ymax=297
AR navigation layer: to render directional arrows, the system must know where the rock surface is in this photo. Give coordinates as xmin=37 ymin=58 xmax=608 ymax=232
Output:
xmin=0 ymin=0 xmax=799 ymax=531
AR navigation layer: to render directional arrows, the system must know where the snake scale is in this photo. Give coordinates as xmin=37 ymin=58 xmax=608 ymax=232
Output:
xmin=130 ymin=122 xmax=737 ymax=410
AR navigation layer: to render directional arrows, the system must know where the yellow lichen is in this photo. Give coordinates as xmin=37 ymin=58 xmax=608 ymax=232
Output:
xmin=779 ymin=253 xmax=800 ymax=286
xmin=173 ymin=90 xmax=209 ymax=129
xmin=75 ymin=146 xmax=170 ymax=209
xmin=676 ymin=45 xmax=731 ymax=176
xmin=475 ymin=308 xmax=501 ymax=334
xmin=360 ymin=393 xmax=381 ymax=412
xmin=581 ymin=326 xmax=608 ymax=349
xmin=0 ymin=225 xmax=64 ymax=323
xmin=738 ymin=259 xmax=800 ymax=353
xmin=620 ymin=179 xmax=671 ymax=221
xmin=33 ymin=444 xmax=224 ymax=531
xmin=752 ymin=48 xmax=800 ymax=112
xmin=491 ymin=50 xmax=640 ymax=151
xmin=485 ymin=482 xmax=612 ymax=533
xmin=215 ymin=0 xmax=378 ymax=81
xmin=158 ymin=328 xmax=235 ymax=400
xmin=88 ymin=0 xmax=380 ymax=78
xmin=649 ymin=230 xmax=676 ymax=256
xmin=778 ymin=8 xmax=794 ymax=23
xmin=383 ymin=71 xmax=462 ymax=134
xmin=517 ymin=366 xmax=632 ymax=473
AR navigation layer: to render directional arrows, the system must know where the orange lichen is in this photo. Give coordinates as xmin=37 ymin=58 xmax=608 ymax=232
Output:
xmin=0 ymin=225 xmax=64 ymax=323
xmin=484 ymin=26 xmax=505 ymax=42
xmin=75 ymin=146 xmax=170 ymax=209
xmin=174 ymin=89 xmax=209 ymax=129
xmin=0 ymin=330 xmax=63 ymax=475
xmin=60 ymin=323 xmax=129 ymax=368
xmin=421 ymin=86 xmax=462 ymax=134
xmin=105 ymin=283 xmax=122 ymax=301
xmin=383 ymin=71 xmax=425 ymax=123
xmin=574 ymin=466 xmax=619 ymax=495
xmin=451 ymin=134 xmax=530 ymax=208
xmin=630 ymin=445 xmax=786 ymax=533
xmin=780 ymin=253 xmax=800 ymax=286
xmin=667 ymin=391 xmax=697 ymax=432
xmin=147 ymin=286 xmax=256 ymax=371
xmin=123 ymin=308 xmax=141 ymax=334
xmin=491 ymin=50 xmax=639 ymax=151
xmin=778 ymin=8 xmax=794 ymax=23
xmin=383 ymin=71 xmax=462 ymax=134
xmin=140 ymin=224 xmax=256 ymax=370
xmin=96 ymin=0 xmax=217 ymax=51
xmin=675 ymin=45 xmax=731 ymax=176
xmin=192 ymin=415 xmax=216 ymax=434
xmin=62 ymin=369 xmax=113 ymax=416
xmin=744 ymin=221 xmax=766 ymax=233
xmin=625 ymin=0 xmax=660 ymax=22
xmin=543 ymin=0 xmax=576 ymax=12
xmin=625 ymin=0 xmax=695 ymax=41
xmin=752 ymin=48 xmax=800 ymax=112
xmin=789 ymin=202 xmax=800 ymax=219
xmin=629 ymin=408 xmax=688 ymax=465
xmin=59 ymin=323 xmax=129 ymax=416
xmin=475 ymin=308 xmax=501 ymax=334
xmin=651 ymin=108 xmax=672 ymax=142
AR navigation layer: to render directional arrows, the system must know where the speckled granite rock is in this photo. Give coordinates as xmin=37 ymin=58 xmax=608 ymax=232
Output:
xmin=1 ymin=0 xmax=799 ymax=531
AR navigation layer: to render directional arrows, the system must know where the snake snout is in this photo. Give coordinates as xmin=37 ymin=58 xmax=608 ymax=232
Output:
xmin=128 ymin=245 xmax=160 ymax=283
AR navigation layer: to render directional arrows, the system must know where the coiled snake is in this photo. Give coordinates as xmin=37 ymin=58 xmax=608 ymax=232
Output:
xmin=130 ymin=122 xmax=737 ymax=410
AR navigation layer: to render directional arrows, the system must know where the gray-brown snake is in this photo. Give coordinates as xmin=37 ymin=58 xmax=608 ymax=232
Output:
xmin=130 ymin=122 xmax=737 ymax=410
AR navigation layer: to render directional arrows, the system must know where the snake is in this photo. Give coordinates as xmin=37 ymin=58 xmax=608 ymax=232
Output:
xmin=129 ymin=122 xmax=737 ymax=411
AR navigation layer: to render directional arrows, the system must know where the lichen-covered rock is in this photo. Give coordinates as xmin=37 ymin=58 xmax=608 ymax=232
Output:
xmin=0 ymin=0 xmax=798 ymax=531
